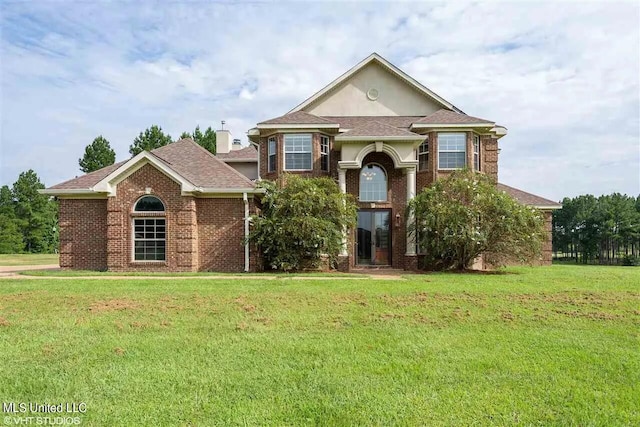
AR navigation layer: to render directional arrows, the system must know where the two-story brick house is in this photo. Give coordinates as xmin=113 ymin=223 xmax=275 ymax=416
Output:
xmin=43 ymin=53 xmax=559 ymax=272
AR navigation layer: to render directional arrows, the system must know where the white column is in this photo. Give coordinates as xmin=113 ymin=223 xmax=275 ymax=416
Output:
xmin=338 ymin=168 xmax=348 ymax=256
xmin=406 ymin=166 xmax=417 ymax=255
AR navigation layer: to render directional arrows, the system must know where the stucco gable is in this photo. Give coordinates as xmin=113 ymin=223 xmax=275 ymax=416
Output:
xmin=290 ymin=53 xmax=461 ymax=117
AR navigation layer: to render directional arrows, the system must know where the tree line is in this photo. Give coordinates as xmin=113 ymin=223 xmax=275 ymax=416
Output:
xmin=79 ymin=124 xmax=217 ymax=173
xmin=553 ymin=193 xmax=640 ymax=265
xmin=0 ymin=125 xmax=216 ymax=254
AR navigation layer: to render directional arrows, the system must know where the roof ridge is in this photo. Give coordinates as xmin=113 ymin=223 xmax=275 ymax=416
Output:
xmin=176 ymin=138 xmax=256 ymax=188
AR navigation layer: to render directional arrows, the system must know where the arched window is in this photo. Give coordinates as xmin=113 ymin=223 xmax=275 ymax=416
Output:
xmin=132 ymin=196 xmax=166 ymax=261
xmin=134 ymin=196 xmax=165 ymax=212
xmin=359 ymin=164 xmax=387 ymax=202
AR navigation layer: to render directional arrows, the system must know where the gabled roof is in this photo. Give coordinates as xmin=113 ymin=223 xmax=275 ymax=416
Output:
xmin=257 ymin=111 xmax=339 ymax=127
xmin=215 ymin=146 xmax=258 ymax=162
xmin=412 ymin=109 xmax=495 ymax=126
xmin=498 ymin=183 xmax=562 ymax=209
xmin=43 ymin=139 xmax=258 ymax=196
xmin=149 ymin=139 xmax=256 ymax=189
xmin=288 ymin=53 xmax=463 ymax=114
xmin=335 ymin=121 xmax=424 ymax=141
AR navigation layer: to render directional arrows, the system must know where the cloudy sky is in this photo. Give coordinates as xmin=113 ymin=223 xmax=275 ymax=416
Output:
xmin=1 ymin=1 xmax=638 ymax=201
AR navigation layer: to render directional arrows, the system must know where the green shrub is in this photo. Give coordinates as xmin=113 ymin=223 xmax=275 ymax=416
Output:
xmin=408 ymin=169 xmax=545 ymax=271
xmin=249 ymin=175 xmax=357 ymax=272
xmin=621 ymin=254 xmax=640 ymax=266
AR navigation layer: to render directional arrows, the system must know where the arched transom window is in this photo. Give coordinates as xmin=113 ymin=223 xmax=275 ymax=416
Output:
xmin=133 ymin=196 xmax=166 ymax=261
xmin=359 ymin=164 xmax=387 ymax=202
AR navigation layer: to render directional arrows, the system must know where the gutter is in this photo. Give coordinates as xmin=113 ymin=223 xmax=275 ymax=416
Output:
xmin=243 ymin=192 xmax=250 ymax=272
xmin=249 ymin=140 xmax=261 ymax=181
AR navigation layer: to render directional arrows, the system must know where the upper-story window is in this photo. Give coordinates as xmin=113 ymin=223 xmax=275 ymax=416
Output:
xmin=268 ymin=137 xmax=277 ymax=173
xmin=473 ymin=135 xmax=481 ymax=171
xmin=438 ymin=132 xmax=467 ymax=169
xmin=284 ymin=134 xmax=312 ymax=171
xmin=320 ymin=135 xmax=330 ymax=172
xmin=359 ymin=164 xmax=387 ymax=202
xmin=132 ymin=196 xmax=166 ymax=262
xmin=418 ymin=139 xmax=429 ymax=171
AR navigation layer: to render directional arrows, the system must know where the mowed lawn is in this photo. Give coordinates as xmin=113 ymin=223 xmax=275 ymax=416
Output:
xmin=0 ymin=253 xmax=59 ymax=266
xmin=0 ymin=266 xmax=638 ymax=425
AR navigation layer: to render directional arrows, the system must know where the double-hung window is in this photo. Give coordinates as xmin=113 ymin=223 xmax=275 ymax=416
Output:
xmin=418 ymin=139 xmax=429 ymax=171
xmin=268 ymin=137 xmax=277 ymax=173
xmin=438 ymin=133 xmax=467 ymax=169
xmin=320 ymin=135 xmax=330 ymax=172
xmin=284 ymin=134 xmax=312 ymax=171
xmin=473 ymin=135 xmax=481 ymax=171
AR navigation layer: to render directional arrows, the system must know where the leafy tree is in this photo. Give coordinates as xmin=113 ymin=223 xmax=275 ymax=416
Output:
xmin=179 ymin=131 xmax=192 ymax=139
xmin=408 ymin=169 xmax=544 ymax=270
xmin=129 ymin=125 xmax=172 ymax=156
xmin=78 ymin=135 xmax=116 ymax=173
xmin=248 ymin=175 xmax=357 ymax=271
xmin=11 ymin=170 xmax=57 ymax=253
xmin=192 ymin=125 xmax=216 ymax=154
xmin=0 ymin=214 xmax=24 ymax=253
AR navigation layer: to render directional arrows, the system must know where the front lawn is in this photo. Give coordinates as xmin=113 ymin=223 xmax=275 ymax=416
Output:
xmin=0 ymin=265 xmax=638 ymax=425
xmin=0 ymin=253 xmax=59 ymax=266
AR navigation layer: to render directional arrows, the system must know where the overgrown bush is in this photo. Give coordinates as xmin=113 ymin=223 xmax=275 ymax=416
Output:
xmin=248 ymin=175 xmax=357 ymax=272
xmin=621 ymin=254 xmax=640 ymax=266
xmin=408 ymin=169 xmax=544 ymax=270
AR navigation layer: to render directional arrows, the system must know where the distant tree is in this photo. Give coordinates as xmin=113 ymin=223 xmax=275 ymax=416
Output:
xmin=192 ymin=125 xmax=216 ymax=154
xmin=178 ymin=126 xmax=216 ymax=154
xmin=248 ymin=175 xmax=357 ymax=271
xmin=78 ymin=135 xmax=116 ymax=173
xmin=0 ymin=214 xmax=24 ymax=253
xmin=408 ymin=169 xmax=544 ymax=270
xmin=0 ymin=185 xmax=24 ymax=253
xmin=129 ymin=125 xmax=172 ymax=156
xmin=11 ymin=170 xmax=57 ymax=253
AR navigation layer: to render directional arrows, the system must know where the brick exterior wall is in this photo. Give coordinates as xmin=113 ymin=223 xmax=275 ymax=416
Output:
xmin=197 ymin=198 xmax=261 ymax=272
xmin=58 ymin=163 xmax=260 ymax=273
xmin=259 ymin=132 xmax=337 ymax=180
xmin=59 ymin=199 xmax=108 ymax=270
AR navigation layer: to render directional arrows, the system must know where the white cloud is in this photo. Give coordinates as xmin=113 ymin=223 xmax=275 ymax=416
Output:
xmin=0 ymin=1 xmax=638 ymax=201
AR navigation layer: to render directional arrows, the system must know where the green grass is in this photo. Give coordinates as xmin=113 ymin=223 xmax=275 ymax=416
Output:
xmin=0 ymin=253 xmax=59 ymax=266
xmin=18 ymin=270 xmax=364 ymax=277
xmin=1 ymin=265 xmax=638 ymax=425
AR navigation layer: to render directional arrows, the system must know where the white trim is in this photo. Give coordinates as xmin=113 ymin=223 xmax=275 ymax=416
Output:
xmin=534 ymin=205 xmax=562 ymax=210
xmin=93 ymin=152 xmax=197 ymax=196
xmin=243 ymin=192 xmax=250 ymax=272
xmin=219 ymin=158 xmax=258 ymax=163
xmin=288 ymin=53 xmax=463 ymax=114
xmin=338 ymin=142 xmax=419 ymax=170
xmin=257 ymin=123 xmax=339 ymax=130
xmin=283 ymin=133 xmax=313 ymax=172
xmin=39 ymin=189 xmax=106 ymax=196
xmin=411 ymin=122 xmax=495 ymax=130
xmin=131 ymin=216 xmax=167 ymax=263
xmin=335 ymin=134 xmax=425 ymax=142
xmin=191 ymin=187 xmax=266 ymax=194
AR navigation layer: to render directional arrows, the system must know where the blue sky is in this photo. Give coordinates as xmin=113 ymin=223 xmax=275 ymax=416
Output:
xmin=1 ymin=1 xmax=638 ymax=201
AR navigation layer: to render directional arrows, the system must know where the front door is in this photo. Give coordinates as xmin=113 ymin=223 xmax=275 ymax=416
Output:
xmin=357 ymin=210 xmax=391 ymax=266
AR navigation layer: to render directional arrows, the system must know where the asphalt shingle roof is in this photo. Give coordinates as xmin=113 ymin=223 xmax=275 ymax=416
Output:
xmin=337 ymin=121 xmax=423 ymax=138
xmin=498 ymin=183 xmax=561 ymax=208
xmin=47 ymin=139 xmax=255 ymax=191
xmin=215 ymin=146 xmax=258 ymax=161
xmin=322 ymin=116 xmax=421 ymax=129
xmin=258 ymin=111 xmax=337 ymax=125
xmin=414 ymin=109 xmax=494 ymax=125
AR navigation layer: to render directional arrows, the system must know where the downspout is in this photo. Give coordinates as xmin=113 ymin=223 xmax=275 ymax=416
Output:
xmin=249 ymin=140 xmax=261 ymax=181
xmin=243 ymin=192 xmax=250 ymax=272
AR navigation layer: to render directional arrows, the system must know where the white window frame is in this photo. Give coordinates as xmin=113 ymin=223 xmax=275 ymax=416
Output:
xmin=132 ymin=217 xmax=166 ymax=262
xmin=320 ymin=135 xmax=330 ymax=172
xmin=437 ymin=132 xmax=467 ymax=170
xmin=473 ymin=135 xmax=481 ymax=171
xmin=359 ymin=163 xmax=388 ymax=202
xmin=418 ymin=139 xmax=429 ymax=172
xmin=283 ymin=133 xmax=313 ymax=171
xmin=267 ymin=136 xmax=277 ymax=173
